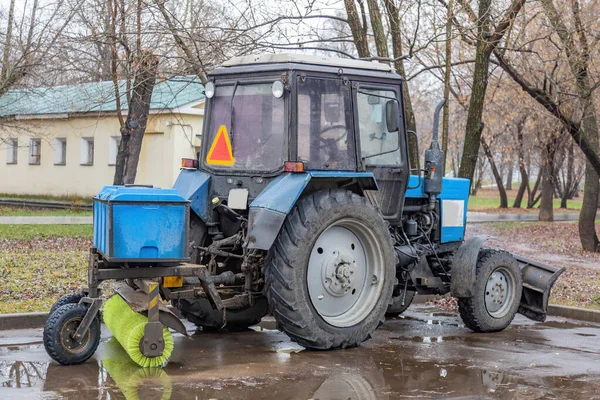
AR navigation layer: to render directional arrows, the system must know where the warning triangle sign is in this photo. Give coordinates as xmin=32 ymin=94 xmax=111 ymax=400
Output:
xmin=206 ymin=125 xmax=235 ymax=166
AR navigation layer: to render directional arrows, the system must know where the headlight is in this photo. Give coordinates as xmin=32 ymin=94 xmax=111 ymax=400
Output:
xmin=205 ymin=81 xmax=215 ymax=99
xmin=272 ymin=80 xmax=285 ymax=99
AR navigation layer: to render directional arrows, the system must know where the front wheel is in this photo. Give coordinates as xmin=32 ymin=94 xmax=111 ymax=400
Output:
xmin=43 ymin=303 xmax=101 ymax=365
xmin=458 ymin=249 xmax=523 ymax=332
xmin=265 ymin=189 xmax=395 ymax=349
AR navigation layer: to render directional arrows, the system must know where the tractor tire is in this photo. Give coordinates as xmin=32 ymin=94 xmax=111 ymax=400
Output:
xmin=174 ymin=296 xmax=268 ymax=331
xmin=265 ymin=189 xmax=395 ymax=350
xmin=458 ymin=249 xmax=523 ymax=332
xmin=386 ymin=289 xmax=416 ymax=316
xmin=43 ymin=303 xmax=101 ymax=365
xmin=49 ymin=293 xmax=85 ymax=316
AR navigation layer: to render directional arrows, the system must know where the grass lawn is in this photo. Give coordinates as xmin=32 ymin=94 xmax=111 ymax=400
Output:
xmin=0 ymin=224 xmax=92 ymax=313
xmin=468 ymin=188 xmax=583 ymax=212
xmin=0 ymin=206 xmax=92 ymax=217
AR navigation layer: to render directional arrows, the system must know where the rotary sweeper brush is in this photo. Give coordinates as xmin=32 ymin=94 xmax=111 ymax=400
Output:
xmin=43 ymin=53 xmax=564 ymax=368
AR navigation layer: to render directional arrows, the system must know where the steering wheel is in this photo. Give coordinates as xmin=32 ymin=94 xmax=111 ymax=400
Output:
xmin=319 ymin=124 xmax=348 ymax=144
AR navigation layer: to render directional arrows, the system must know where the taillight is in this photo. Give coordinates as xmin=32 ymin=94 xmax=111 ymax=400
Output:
xmin=284 ymin=161 xmax=305 ymax=173
xmin=181 ymin=158 xmax=199 ymax=169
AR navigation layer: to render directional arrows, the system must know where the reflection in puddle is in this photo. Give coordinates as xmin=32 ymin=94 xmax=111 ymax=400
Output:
xmin=1 ymin=334 xmax=599 ymax=399
xmin=310 ymin=373 xmax=377 ymax=400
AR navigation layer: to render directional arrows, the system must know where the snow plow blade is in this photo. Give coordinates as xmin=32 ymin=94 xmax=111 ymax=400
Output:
xmin=515 ymin=254 xmax=565 ymax=322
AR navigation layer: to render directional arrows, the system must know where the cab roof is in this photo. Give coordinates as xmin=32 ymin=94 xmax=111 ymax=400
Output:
xmin=222 ymin=53 xmax=393 ymax=73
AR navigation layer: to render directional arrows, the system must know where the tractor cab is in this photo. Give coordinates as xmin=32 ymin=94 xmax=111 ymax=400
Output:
xmin=198 ymin=53 xmax=410 ymax=223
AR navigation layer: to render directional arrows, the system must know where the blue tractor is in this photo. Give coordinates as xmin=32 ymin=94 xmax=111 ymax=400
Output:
xmin=43 ymin=54 xmax=563 ymax=366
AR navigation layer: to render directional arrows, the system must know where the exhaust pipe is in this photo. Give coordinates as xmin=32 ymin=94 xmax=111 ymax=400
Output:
xmin=423 ymin=99 xmax=446 ymax=211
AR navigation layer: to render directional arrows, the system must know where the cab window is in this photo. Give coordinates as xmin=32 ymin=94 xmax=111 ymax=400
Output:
xmin=297 ymin=77 xmax=355 ymax=170
xmin=356 ymin=88 xmax=402 ymax=166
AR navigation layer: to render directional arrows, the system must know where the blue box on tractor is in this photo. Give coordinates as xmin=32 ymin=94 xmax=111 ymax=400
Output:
xmin=93 ymin=185 xmax=190 ymax=263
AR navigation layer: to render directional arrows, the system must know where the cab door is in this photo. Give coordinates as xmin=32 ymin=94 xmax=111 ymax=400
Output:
xmin=353 ymin=84 xmax=409 ymax=223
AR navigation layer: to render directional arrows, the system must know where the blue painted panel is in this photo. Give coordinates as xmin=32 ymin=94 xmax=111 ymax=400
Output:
xmin=111 ymin=202 xmax=187 ymax=259
xmin=405 ymin=175 xmax=426 ymax=198
xmin=93 ymin=185 xmax=188 ymax=261
xmin=250 ymin=173 xmax=311 ymax=214
xmin=173 ymin=169 xmax=211 ymax=221
xmin=404 ymin=175 xmax=471 ymax=243
xmin=439 ymin=177 xmax=470 ymax=243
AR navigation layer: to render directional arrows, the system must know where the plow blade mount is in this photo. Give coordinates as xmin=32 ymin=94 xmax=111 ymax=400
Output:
xmin=515 ymin=254 xmax=565 ymax=322
xmin=113 ymin=282 xmax=189 ymax=337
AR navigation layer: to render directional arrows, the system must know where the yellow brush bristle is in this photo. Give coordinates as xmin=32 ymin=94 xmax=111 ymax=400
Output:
xmin=103 ymin=294 xmax=174 ymax=368
xmin=103 ymin=339 xmax=173 ymax=400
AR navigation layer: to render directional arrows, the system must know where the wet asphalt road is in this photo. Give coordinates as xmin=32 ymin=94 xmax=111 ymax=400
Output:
xmin=1 ymin=305 xmax=600 ymax=400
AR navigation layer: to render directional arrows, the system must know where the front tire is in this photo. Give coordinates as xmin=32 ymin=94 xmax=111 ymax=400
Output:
xmin=458 ymin=249 xmax=523 ymax=332
xmin=43 ymin=303 xmax=101 ymax=365
xmin=265 ymin=189 xmax=395 ymax=349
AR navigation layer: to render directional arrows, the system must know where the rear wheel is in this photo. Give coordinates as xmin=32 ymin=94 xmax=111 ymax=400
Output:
xmin=265 ymin=189 xmax=395 ymax=349
xmin=458 ymin=249 xmax=522 ymax=332
xmin=174 ymin=297 xmax=268 ymax=331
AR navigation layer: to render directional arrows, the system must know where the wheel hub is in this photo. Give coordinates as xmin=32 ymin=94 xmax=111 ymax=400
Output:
xmin=484 ymin=269 xmax=514 ymax=317
xmin=307 ymin=220 xmax=384 ymax=327
xmin=323 ymin=249 xmax=356 ymax=296
xmin=60 ymin=318 xmax=89 ymax=354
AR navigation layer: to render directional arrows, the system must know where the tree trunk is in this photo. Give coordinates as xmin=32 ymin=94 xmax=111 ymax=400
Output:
xmin=513 ymin=129 xmax=528 ymax=208
xmin=457 ymin=0 xmax=492 ymax=181
xmin=539 ymin=141 xmax=556 ymax=222
xmin=114 ymin=53 xmax=159 ymax=185
xmin=1 ymin=0 xmax=16 ymax=81
xmin=343 ymin=0 xmax=370 ymax=58
xmin=506 ymin=160 xmax=513 ymax=190
xmin=481 ymin=136 xmax=508 ymax=208
xmin=527 ymin=172 xmax=543 ymax=209
xmin=442 ymin=0 xmax=454 ymax=169
xmin=366 ymin=0 xmax=389 ymax=62
xmin=560 ymin=139 xmax=574 ymax=208
xmin=383 ymin=0 xmax=418 ymax=168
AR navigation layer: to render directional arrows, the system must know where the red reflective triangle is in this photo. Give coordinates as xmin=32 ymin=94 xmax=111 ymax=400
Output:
xmin=206 ymin=125 xmax=234 ymax=166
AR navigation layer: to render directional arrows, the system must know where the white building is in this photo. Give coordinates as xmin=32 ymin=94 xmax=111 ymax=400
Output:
xmin=0 ymin=77 xmax=205 ymax=196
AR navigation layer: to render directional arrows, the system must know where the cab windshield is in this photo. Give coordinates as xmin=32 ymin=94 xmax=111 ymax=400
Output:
xmin=204 ymin=82 xmax=285 ymax=172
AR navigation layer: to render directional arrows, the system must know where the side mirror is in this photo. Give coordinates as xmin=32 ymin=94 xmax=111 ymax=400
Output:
xmin=386 ymin=100 xmax=400 ymax=132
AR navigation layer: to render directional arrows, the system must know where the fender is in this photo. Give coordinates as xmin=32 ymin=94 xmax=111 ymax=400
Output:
xmin=173 ymin=169 xmax=211 ymax=222
xmin=246 ymin=171 xmax=378 ymax=250
xmin=450 ymin=235 xmax=491 ymax=298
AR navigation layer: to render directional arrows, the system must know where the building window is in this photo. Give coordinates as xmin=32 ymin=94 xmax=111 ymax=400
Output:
xmin=108 ymin=136 xmax=121 ymax=165
xmin=54 ymin=138 xmax=67 ymax=165
xmin=6 ymin=138 xmax=17 ymax=164
xmin=81 ymin=137 xmax=94 ymax=165
xmin=29 ymin=138 xmax=41 ymax=165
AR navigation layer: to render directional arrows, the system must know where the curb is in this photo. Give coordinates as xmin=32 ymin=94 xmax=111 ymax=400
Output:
xmin=547 ymin=304 xmax=600 ymax=324
xmin=0 ymin=312 xmax=47 ymax=331
xmin=0 ymin=302 xmax=598 ymax=331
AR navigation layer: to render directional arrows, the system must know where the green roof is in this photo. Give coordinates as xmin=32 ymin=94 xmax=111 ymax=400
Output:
xmin=0 ymin=76 xmax=204 ymax=117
